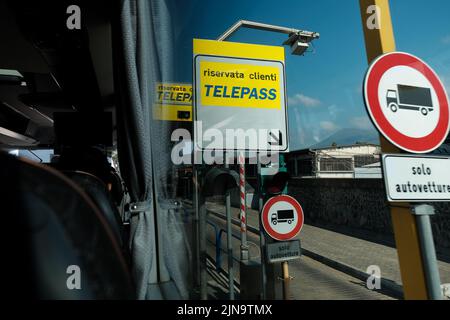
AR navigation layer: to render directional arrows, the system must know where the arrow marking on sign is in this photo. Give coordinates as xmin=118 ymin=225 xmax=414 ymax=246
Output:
xmin=268 ymin=130 xmax=283 ymax=146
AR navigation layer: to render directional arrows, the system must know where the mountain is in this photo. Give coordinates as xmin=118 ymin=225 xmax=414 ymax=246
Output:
xmin=310 ymin=128 xmax=379 ymax=149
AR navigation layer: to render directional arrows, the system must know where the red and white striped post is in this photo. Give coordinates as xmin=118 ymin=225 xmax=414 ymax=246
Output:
xmin=238 ymin=151 xmax=249 ymax=261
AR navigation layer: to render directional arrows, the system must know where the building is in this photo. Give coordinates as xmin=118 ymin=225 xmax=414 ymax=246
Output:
xmin=286 ymin=143 xmax=381 ymax=179
xmin=354 ymin=162 xmax=382 ymax=179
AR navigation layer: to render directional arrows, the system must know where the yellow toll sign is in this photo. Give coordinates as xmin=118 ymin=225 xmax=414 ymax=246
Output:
xmin=193 ymin=39 xmax=288 ymax=152
xmin=153 ymin=83 xmax=192 ymax=121
xmin=199 ymin=60 xmax=282 ymax=109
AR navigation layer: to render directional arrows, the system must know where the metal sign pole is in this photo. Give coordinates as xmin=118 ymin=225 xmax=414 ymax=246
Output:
xmin=257 ymin=155 xmax=267 ymax=299
xmin=413 ymin=205 xmax=443 ymax=299
xmin=280 ymin=153 xmax=291 ymax=300
xmin=192 ymin=166 xmax=201 ymax=293
xmin=225 ymin=158 xmax=235 ymax=300
xmin=198 ymin=190 xmax=207 ymax=300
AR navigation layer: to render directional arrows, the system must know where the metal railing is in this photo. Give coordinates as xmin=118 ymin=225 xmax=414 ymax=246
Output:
xmin=206 ymin=207 xmax=262 ymax=269
xmin=208 ymin=207 xmax=260 ymax=234
xmin=206 ymin=220 xmax=242 ymax=270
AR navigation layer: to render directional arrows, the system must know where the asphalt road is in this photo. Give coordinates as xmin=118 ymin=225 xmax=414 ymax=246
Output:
xmin=206 ymin=211 xmax=396 ymax=300
xmin=288 ymin=255 xmax=394 ymax=300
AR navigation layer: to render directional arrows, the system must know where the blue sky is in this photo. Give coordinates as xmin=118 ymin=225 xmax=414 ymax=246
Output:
xmin=172 ymin=0 xmax=450 ymax=150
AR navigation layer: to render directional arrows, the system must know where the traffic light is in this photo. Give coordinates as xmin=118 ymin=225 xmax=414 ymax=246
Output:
xmin=201 ymin=167 xmax=238 ymax=197
xmin=259 ymin=153 xmax=290 ymax=199
xmin=263 ymin=171 xmax=290 ymax=195
xmin=260 ymin=170 xmax=290 ymax=197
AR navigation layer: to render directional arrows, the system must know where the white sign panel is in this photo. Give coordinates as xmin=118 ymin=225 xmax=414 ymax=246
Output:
xmin=266 ymin=240 xmax=301 ymax=264
xmin=382 ymin=154 xmax=450 ymax=202
xmin=193 ymin=39 xmax=288 ymax=152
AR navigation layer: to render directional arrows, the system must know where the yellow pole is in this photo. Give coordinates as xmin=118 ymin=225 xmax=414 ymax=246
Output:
xmin=282 ymin=261 xmax=290 ymax=300
xmin=359 ymin=0 xmax=428 ymax=299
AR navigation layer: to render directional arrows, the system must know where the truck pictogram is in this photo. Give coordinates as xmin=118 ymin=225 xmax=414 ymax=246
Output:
xmin=271 ymin=209 xmax=294 ymax=225
xmin=386 ymin=84 xmax=433 ymax=116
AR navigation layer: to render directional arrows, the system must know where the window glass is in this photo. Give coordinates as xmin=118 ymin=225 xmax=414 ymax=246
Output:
xmin=7 ymin=149 xmax=53 ymax=163
xmin=167 ymin=0 xmax=449 ymax=300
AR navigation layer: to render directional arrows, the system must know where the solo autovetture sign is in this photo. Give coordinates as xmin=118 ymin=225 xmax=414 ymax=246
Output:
xmin=382 ymin=154 xmax=450 ymax=202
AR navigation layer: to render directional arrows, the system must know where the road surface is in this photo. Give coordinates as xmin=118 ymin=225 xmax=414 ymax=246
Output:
xmin=206 ymin=210 xmax=396 ymax=300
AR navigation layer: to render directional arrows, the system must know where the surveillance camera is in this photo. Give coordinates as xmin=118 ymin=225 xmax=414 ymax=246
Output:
xmin=290 ymin=41 xmax=309 ymax=56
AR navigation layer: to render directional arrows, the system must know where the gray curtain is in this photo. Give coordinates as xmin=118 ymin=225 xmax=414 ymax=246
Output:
xmin=115 ymin=0 xmax=191 ymax=299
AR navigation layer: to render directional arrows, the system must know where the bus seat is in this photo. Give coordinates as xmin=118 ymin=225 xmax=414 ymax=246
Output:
xmin=61 ymin=171 xmax=128 ymax=255
xmin=0 ymin=152 xmax=134 ymax=299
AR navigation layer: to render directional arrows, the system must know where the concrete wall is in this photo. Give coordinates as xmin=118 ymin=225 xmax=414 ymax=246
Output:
xmin=287 ymin=178 xmax=450 ymax=250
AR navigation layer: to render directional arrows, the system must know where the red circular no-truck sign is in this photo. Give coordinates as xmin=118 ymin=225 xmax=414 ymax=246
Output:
xmin=261 ymin=195 xmax=304 ymax=241
xmin=363 ymin=52 xmax=450 ymax=154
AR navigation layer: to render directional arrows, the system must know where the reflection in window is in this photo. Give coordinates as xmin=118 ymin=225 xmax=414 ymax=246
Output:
xmin=7 ymin=149 xmax=53 ymax=163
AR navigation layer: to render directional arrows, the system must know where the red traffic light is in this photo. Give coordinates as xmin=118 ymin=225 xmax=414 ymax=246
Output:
xmin=264 ymin=171 xmax=290 ymax=195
